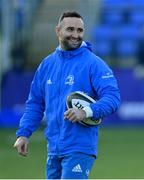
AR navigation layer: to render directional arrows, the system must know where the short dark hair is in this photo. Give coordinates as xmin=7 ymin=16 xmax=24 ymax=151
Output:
xmin=59 ymin=11 xmax=83 ymax=23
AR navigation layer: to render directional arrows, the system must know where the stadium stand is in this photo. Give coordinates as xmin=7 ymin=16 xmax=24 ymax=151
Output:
xmin=92 ymin=0 xmax=144 ymax=66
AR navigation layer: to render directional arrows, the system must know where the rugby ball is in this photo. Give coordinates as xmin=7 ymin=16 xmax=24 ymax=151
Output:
xmin=66 ymin=91 xmax=101 ymax=126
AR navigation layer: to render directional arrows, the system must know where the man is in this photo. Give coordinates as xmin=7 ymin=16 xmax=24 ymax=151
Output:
xmin=14 ymin=11 xmax=121 ymax=179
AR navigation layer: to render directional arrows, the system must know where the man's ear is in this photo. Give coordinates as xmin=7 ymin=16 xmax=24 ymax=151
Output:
xmin=55 ymin=26 xmax=60 ymax=37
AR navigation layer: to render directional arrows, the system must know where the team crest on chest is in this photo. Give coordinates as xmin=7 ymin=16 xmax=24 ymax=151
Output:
xmin=65 ymin=75 xmax=74 ymax=85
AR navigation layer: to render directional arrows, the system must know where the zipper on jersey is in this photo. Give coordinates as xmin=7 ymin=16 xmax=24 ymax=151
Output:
xmin=55 ymin=58 xmax=66 ymax=153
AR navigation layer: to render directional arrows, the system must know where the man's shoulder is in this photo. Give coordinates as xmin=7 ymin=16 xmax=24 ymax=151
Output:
xmin=40 ymin=52 xmax=57 ymax=66
xmin=37 ymin=52 xmax=56 ymax=72
xmin=84 ymin=51 xmax=111 ymax=71
xmin=43 ymin=52 xmax=56 ymax=62
xmin=84 ymin=50 xmax=103 ymax=64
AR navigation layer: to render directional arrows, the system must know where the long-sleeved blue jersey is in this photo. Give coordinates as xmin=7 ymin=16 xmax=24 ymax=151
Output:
xmin=16 ymin=42 xmax=121 ymax=156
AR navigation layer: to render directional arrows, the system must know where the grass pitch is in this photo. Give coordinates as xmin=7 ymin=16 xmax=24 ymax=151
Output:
xmin=0 ymin=127 xmax=144 ymax=179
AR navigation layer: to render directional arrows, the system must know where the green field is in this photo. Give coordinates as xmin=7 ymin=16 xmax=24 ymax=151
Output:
xmin=0 ymin=127 xmax=144 ymax=179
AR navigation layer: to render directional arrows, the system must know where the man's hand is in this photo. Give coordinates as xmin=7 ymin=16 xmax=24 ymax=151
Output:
xmin=64 ymin=108 xmax=86 ymax=123
xmin=13 ymin=136 xmax=29 ymax=156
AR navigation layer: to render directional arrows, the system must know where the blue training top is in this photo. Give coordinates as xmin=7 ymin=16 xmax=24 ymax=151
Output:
xmin=16 ymin=41 xmax=121 ymax=157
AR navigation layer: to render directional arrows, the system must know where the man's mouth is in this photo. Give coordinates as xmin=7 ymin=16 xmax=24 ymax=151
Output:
xmin=70 ymin=38 xmax=81 ymax=44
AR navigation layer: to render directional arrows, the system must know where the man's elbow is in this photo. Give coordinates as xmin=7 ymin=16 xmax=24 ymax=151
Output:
xmin=112 ymin=94 xmax=121 ymax=113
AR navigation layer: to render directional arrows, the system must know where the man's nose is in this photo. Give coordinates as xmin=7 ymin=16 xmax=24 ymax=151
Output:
xmin=72 ymin=31 xmax=79 ymax=38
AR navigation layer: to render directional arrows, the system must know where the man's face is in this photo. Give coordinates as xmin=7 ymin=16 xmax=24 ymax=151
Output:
xmin=56 ymin=17 xmax=84 ymax=50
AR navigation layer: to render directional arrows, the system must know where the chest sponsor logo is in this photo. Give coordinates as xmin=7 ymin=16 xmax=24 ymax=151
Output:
xmin=65 ymin=75 xmax=74 ymax=85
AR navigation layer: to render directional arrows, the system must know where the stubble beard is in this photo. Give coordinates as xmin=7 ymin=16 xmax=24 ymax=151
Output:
xmin=61 ymin=37 xmax=83 ymax=51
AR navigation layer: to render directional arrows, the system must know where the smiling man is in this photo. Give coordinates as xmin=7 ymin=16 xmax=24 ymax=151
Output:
xmin=14 ymin=11 xmax=121 ymax=179
xmin=56 ymin=13 xmax=84 ymax=50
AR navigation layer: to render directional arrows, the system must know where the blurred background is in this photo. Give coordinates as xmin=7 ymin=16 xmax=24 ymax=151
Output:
xmin=0 ymin=0 xmax=144 ymax=179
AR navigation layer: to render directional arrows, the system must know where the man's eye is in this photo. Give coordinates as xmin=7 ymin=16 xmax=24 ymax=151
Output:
xmin=67 ymin=28 xmax=74 ymax=31
xmin=78 ymin=29 xmax=83 ymax=33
